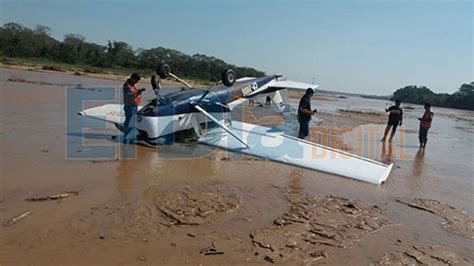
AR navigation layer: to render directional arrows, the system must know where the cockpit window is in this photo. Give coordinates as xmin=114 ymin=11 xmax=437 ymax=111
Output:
xmin=137 ymin=101 xmax=155 ymax=116
xmin=157 ymin=97 xmax=170 ymax=105
xmin=137 ymin=97 xmax=173 ymax=116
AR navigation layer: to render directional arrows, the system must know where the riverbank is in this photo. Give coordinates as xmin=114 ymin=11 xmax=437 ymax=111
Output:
xmin=0 ymin=67 xmax=473 ymax=265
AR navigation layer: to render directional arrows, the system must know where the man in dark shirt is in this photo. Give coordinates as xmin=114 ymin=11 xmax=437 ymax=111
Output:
xmin=297 ymin=88 xmax=317 ymax=139
xmin=381 ymin=99 xmax=403 ymax=142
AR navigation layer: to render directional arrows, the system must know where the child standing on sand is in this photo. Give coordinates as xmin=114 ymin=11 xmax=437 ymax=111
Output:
xmin=418 ymin=103 xmax=434 ymax=148
xmin=381 ymin=99 xmax=403 ymax=142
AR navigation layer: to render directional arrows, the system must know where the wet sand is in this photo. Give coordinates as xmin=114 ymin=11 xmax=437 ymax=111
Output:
xmin=1 ymin=67 xmax=473 ymax=265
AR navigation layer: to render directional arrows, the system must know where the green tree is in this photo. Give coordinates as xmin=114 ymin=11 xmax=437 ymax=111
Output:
xmin=0 ymin=22 xmax=265 ymax=83
xmin=392 ymin=83 xmax=474 ymax=110
xmin=107 ymin=41 xmax=136 ymax=68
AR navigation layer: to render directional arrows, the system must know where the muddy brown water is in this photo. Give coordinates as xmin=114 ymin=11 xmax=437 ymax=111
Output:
xmin=0 ymin=67 xmax=473 ymax=265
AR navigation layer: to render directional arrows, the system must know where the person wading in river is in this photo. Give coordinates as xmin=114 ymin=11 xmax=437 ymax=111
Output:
xmin=418 ymin=103 xmax=434 ymax=148
xmin=381 ymin=99 xmax=403 ymax=142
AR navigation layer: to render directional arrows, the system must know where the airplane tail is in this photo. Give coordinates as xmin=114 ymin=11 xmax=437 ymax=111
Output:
xmin=236 ymin=76 xmax=317 ymax=114
xmin=270 ymin=89 xmax=288 ymax=113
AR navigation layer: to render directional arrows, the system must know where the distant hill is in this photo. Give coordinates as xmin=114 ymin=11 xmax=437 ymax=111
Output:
xmin=0 ymin=22 xmax=265 ymax=81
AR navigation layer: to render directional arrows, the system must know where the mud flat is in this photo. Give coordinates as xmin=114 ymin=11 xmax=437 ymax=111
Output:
xmin=376 ymin=244 xmax=472 ymax=265
xmin=156 ymin=189 xmax=241 ymax=225
xmin=397 ymin=197 xmax=474 ymax=239
xmin=251 ymin=189 xmax=394 ymax=264
xmin=1 ymin=67 xmax=473 ymax=264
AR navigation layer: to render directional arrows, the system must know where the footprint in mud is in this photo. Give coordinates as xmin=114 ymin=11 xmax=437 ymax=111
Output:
xmin=397 ymin=197 xmax=474 ymax=239
xmin=155 ymin=190 xmax=241 ymax=225
xmin=375 ymin=244 xmax=472 ymax=265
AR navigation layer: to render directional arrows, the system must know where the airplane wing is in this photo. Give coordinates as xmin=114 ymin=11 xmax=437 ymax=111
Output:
xmin=78 ymin=103 xmax=142 ymax=126
xmin=198 ymin=121 xmax=392 ymax=185
xmin=237 ymin=77 xmax=317 ymax=91
xmin=267 ymin=80 xmax=319 ymax=91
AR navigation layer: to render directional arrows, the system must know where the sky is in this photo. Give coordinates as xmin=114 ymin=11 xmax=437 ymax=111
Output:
xmin=0 ymin=0 xmax=472 ymax=94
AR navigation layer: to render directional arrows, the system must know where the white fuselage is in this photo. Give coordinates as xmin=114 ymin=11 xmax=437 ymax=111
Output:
xmin=135 ymin=111 xmax=228 ymax=139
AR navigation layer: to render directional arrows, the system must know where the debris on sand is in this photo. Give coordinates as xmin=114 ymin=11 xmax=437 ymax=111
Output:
xmin=375 ymin=244 xmax=472 ymax=265
xmin=397 ymin=197 xmax=474 ymax=239
xmin=337 ymin=109 xmax=382 ymax=116
xmin=42 ymin=65 xmax=64 ymax=72
xmin=264 ymin=255 xmax=275 ymax=263
xmin=3 ymin=211 xmax=32 ymax=226
xmin=251 ymin=191 xmax=393 ymax=263
xmin=26 ymin=190 xmax=80 ymax=202
xmin=73 ymin=85 xmax=102 ymax=92
xmin=156 ymin=191 xmax=241 ymax=225
xmin=220 ymin=156 xmax=265 ymax=162
xmin=200 ymin=242 xmax=224 ymax=255
xmin=309 ymin=250 xmax=328 ymax=261
xmin=88 ymin=159 xmax=118 ymax=164
xmin=7 ymin=76 xmax=79 ymax=87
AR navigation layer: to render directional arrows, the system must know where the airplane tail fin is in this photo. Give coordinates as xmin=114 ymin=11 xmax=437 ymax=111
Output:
xmin=270 ymin=90 xmax=287 ymax=114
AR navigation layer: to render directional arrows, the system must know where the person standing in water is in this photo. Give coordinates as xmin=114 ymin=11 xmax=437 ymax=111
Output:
xmin=122 ymin=73 xmax=145 ymax=143
xmin=381 ymin=99 xmax=403 ymax=142
xmin=266 ymin=95 xmax=271 ymax=106
xmin=418 ymin=103 xmax=434 ymax=148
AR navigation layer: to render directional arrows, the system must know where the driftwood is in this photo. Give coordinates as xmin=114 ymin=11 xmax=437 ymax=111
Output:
xmin=26 ymin=190 xmax=80 ymax=202
xmin=3 ymin=211 xmax=32 ymax=226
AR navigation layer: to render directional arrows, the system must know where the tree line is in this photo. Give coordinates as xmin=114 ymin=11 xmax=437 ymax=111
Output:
xmin=0 ymin=22 xmax=265 ymax=81
xmin=392 ymin=83 xmax=474 ymax=110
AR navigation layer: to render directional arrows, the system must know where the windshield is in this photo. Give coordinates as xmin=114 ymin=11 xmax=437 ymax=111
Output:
xmin=137 ymin=97 xmax=170 ymax=116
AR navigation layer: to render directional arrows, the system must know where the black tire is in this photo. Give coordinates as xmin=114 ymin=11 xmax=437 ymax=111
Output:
xmin=137 ymin=130 xmax=148 ymax=141
xmin=221 ymin=69 xmax=236 ymax=87
xmin=156 ymin=63 xmax=171 ymax=79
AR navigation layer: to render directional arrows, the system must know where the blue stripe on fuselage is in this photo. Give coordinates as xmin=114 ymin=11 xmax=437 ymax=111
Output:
xmin=138 ymin=76 xmax=276 ymax=117
xmin=255 ymin=76 xmax=275 ymax=88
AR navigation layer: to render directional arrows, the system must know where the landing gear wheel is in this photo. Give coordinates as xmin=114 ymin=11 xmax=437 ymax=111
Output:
xmin=156 ymin=63 xmax=171 ymax=79
xmin=221 ymin=69 xmax=236 ymax=87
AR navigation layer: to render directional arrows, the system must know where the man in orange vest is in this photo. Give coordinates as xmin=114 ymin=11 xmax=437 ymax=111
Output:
xmin=122 ymin=73 xmax=145 ymax=142
xmin=418 ymin=103 xmax=434 ymax=148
